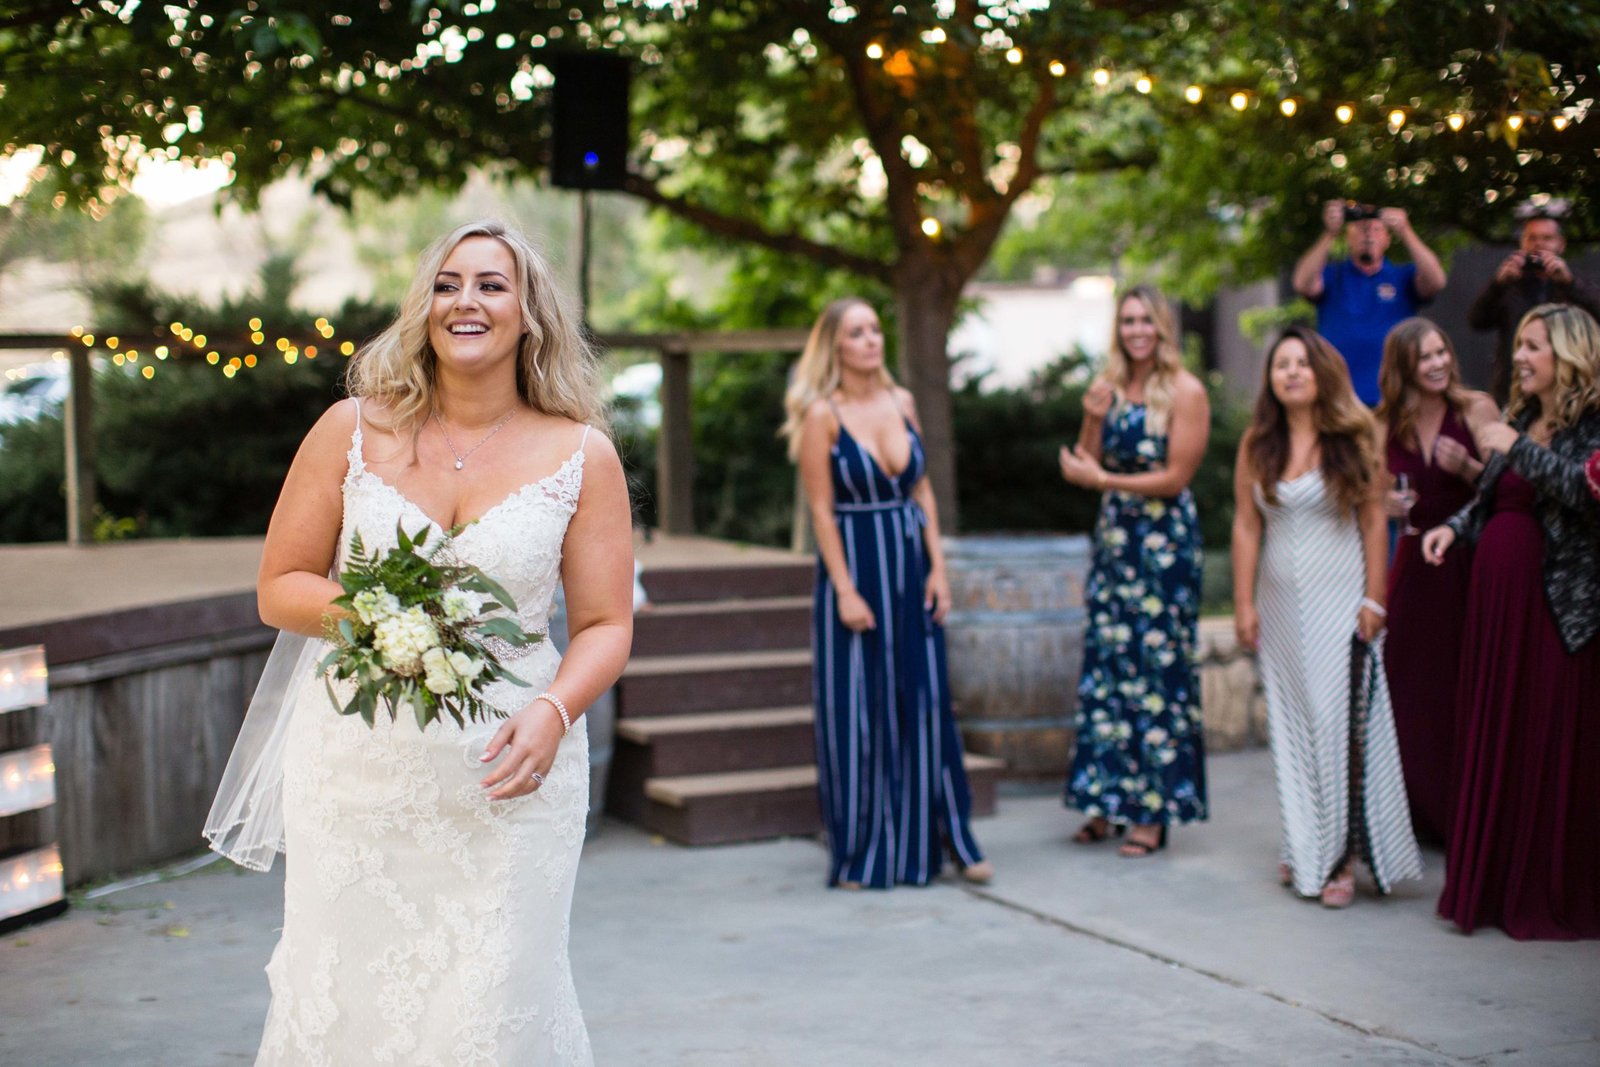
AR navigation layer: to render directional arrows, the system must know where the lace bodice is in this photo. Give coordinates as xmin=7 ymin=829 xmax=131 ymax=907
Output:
xmin=340 ymin=405 xmax=586 ymax=641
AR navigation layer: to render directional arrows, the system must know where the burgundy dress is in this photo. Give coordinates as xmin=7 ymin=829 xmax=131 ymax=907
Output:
xmin=1383 ymin=408 xmax=1478 ymax=843
xmin=1438 ymin=469 xmax=1600 ymax=939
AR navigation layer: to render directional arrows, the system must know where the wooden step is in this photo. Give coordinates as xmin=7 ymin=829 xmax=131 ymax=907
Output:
xmin=640 ymin=561 xmax=813 ymax=605
xmin=607 ymin=707 xmax=816 ymax=821
xmin=631 ymin=596 xmax=811 ymax=658
xmin=617 ymin=649 xmax=812 ymax=717
xmin=634 ymin=754 xmax=1005 ymax=846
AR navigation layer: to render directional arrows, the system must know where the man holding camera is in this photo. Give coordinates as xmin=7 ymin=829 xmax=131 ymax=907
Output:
xmin=1293 ymin=200 xmax=1448 ymax=405
xmin=1467 ymin=209 xmax=1600 ymax=404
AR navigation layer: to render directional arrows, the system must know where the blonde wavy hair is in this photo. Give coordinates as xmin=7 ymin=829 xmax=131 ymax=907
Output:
xmin=779 ymin=297 xmax=894 ymax=460
xmin=1102 ymin=284 xmax=1185 ymax=435
xmin=1507 ymin=303 xmax=1600 ymax=431
xmin=346 ymin=219 xmax=605 ymax=432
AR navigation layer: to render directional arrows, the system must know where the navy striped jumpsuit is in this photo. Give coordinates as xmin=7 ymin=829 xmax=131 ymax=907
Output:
xmin=813 ymin=410 xmax=985 ymax=887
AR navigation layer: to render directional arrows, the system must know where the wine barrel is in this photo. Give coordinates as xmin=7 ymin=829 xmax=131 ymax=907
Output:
xmin=943 ymin=534 xmax=1091 ymax=778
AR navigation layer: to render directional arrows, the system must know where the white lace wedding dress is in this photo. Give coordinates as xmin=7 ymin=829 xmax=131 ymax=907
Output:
xmin=257 ymin=406 xmax=593 ymax=1066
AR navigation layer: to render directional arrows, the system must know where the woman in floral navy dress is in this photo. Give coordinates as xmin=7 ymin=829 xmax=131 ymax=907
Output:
xmin=1057 ymin=285 xmax=1211 ymax=857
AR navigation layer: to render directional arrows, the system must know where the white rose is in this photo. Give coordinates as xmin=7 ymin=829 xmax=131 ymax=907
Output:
xmin=448 ymin=650 xmax=483 ymax=680
xmin=421 ymin=646 xmax=457 ymax=694
xmin=441 ymin=588 xmax=484 ymax=623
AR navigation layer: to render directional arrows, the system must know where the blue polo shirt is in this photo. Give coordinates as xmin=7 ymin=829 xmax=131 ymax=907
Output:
xmin=1314 ymin=259 xmax=1421 ymax=406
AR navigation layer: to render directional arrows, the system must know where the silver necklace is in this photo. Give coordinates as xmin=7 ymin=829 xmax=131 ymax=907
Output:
xmin=434 ymin=407 xmax=518 ymax=470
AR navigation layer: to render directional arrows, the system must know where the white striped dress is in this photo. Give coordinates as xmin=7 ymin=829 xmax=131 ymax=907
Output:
xmin=1254 ymin=472 xmax=1422 ymax=898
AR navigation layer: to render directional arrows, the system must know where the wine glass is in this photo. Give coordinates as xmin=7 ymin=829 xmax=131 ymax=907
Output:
xmin=1394 ymin=473 xmax=1421 ymax=537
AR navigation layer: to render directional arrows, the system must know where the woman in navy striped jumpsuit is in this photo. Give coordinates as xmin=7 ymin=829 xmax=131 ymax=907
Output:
xmin=782 ymin=298 xmax=990 ymax=889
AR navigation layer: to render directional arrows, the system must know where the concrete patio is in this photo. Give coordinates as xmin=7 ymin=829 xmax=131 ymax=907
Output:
xmin=1 ymin=749 xmax=1594 ymax=1066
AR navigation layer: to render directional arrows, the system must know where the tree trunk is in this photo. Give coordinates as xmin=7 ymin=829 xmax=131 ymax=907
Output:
xmin=893 ymin=260 xmax=964 ymax=532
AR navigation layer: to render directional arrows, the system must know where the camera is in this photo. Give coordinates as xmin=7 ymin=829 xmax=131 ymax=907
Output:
xmin=1524 ymin=253 xmax=1545 ymax=276
xmin=1342 ymin=201 xmax=1380 ymax=223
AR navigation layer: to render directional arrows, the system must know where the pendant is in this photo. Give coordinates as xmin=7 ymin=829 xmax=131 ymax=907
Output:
xmin=454 ymin=460 xmax=464 ymax=470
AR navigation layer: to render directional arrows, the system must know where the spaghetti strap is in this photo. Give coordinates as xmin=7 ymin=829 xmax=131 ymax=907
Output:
xmin=579 ymin=423 xmax=592 ymax=449
xmin=346 ymin=397 xmax=366 ymax=473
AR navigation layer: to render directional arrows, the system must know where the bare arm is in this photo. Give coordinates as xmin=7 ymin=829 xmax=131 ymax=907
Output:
xmin=1292 ymin=201 xmax=1344 ymax=300
xmin=1099 ymin=375 xmax=1211 ymax=498
xmin=1076 ymin=379 xmax=1114 ymax=462
xmin=903 ymin=390 xmax=953 ymax=623
xmin=1230 ymin=437 xmax=1264 ymax=651
xmin=1392 ymin=215 xmax=1447 ymax=299
xmin=1356 ymin=488 xmax=1389 ymax=640
xmin=257 ymin=399 xmax=360 ymax=637
xmin=798 ymin=401 xmax=875 ymax=631
xmin=480 ymin=429 xmax=635 ymax=799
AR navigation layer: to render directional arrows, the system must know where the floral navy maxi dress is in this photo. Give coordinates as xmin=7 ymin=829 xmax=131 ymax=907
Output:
xmin=812 ymin=406 xmax=986 ymax=888
xmin=1066 ymin=402 xmax=1208 ymax=829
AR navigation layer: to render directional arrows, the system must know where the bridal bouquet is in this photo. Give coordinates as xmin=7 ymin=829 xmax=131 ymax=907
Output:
xmin=317 ymin=523 xmax=537 ymax=729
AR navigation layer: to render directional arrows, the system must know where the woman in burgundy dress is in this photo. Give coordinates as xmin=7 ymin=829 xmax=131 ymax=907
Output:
xmin=1373 ymin=320 xmax=1497 ymax=844
xmin=1422 ymin=304 xmax=1600 ymax=940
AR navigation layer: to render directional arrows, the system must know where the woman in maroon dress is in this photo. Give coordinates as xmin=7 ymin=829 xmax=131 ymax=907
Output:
xmin=1373 ymin=320 xmax=1497 ymax=844
xmin=1422 ymin=304 xmax=1600 ymax=940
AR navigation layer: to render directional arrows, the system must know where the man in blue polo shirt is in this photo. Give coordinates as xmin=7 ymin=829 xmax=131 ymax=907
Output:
xmin=1292 ymin=200 xmax=1448 ymax=406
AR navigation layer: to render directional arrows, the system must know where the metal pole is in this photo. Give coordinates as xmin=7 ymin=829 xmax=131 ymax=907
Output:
xmin=656 ymin=345 xmax=694 ymax=536
xmin=577 ymin=189 xmax=592 ymax=327
xmin=63 ymin=347 xmax=95 ymax=546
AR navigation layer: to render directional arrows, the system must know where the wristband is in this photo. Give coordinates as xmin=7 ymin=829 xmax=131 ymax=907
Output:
xmin=1360 ymin=597 xmax=1387 ymax=618
xmin=536 ymin=691 xmax=572 ymax=735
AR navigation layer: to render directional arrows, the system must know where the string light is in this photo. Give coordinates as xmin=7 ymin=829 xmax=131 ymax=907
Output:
xmin=1048 ymin=60 xmax=1066 ymax=77
xmin=1005 ymin=47 xmax=1022 ymax=65
xmin=1091 ymin=67 xmax=1110 ymax=87
xmin=1447 ymin=112 xmax=1465 ymax=131
xmin=1336 ymin=104 xmax=1355 ymax=124
xmin=1505 ymin=113 xmax=1524 ymax=131
xmin=921 ymin=217 xmax=942 ymax=238
xmin=1388 ymin=108 xmax=1407 ymax=129
xmin=1229 ymin=91 xmax=1249 ymax=111
xmin=865 ymin=42 xmax=883 ymax=60
xmin=1134 ymin=75 xmax=1152 ymax=94
xmin=1552 ymin=115 xmax=1570 ymax=131
xmin=1184 ymin=85 xmax=1203 ymax=104
xmin=1279 ymin=98 xmax=1297 ymax=117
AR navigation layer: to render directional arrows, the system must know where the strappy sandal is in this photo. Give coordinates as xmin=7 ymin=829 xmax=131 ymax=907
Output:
xmin=1320 ymin=869 xmax=1356 ymax=909
xmin=1072 ymin=817 xmax=1123 ymax=845
xmin=1119 ymin=825 xmax=1168 ymax=858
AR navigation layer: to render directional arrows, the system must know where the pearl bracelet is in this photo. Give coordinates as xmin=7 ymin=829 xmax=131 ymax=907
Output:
xmin=536 ymin=691 xmax=571 ymax=735
xmin=1360 ymin=597 xmax=1387 ymax=618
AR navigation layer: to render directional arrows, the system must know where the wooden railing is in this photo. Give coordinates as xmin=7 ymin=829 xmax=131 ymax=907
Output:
xmin=1 ymin=328 xmax=810 ymax=542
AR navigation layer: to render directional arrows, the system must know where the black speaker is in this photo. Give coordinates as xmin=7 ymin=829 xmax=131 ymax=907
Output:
xmin=550 ymin=53 xmax=631 ymax=190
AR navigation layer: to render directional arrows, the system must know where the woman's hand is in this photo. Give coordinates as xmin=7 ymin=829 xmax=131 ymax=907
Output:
xmin=924 ymin=567 xmax=952 ymax=625
xmin=1357 ymin=605 xmax=1385 ymax=642
xmin=1059 ymin=444 xmax=1105 ymax=489
xmin=835 ymin=587 xmax=877 ymax=632
xmin=1421 ymin=525 xmax=1456 ymax=565
xmin=479 ymin=699 xmax=566 ymax=800
xmin=1474 ymin=420 xmax=1520 ymax=456
xmin=1383 ymin=487 xmax=1413 ymax=519
xmin=1433 ymin=434 xmax=1479 ymax=479
xmin=1234 ymin=601 xmax=1260 ymax=652
xmin=1082 ymin=379 xmax=1114 ymax=421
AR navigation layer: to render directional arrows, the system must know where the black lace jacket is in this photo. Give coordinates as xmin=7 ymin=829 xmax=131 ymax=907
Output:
xmin=1446 ymin=405 xmax=1600 ymax=653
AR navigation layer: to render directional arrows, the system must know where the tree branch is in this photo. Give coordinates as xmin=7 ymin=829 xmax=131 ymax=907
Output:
xmin=621 ymin=173 xmax=892 ymax=281
xmin=0 ymin=1 xmax=79 ymax=33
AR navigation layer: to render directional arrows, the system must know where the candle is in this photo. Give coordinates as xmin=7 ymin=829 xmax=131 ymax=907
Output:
xmin=0 ymin=646 xmax=48 ymax=713
xmin=0 ymin=744 xmax=55 ymax=818
xmin=0 ymin=845 xmax=64 ymax=922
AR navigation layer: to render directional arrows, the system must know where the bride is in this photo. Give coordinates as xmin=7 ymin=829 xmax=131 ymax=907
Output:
xmin=207 ymin=220 xmax=633 ymax=1064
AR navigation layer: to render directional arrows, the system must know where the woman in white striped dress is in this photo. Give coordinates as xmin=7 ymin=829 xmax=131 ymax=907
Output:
xmin=1231 ymin=327 xmax=1422 ymax=907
